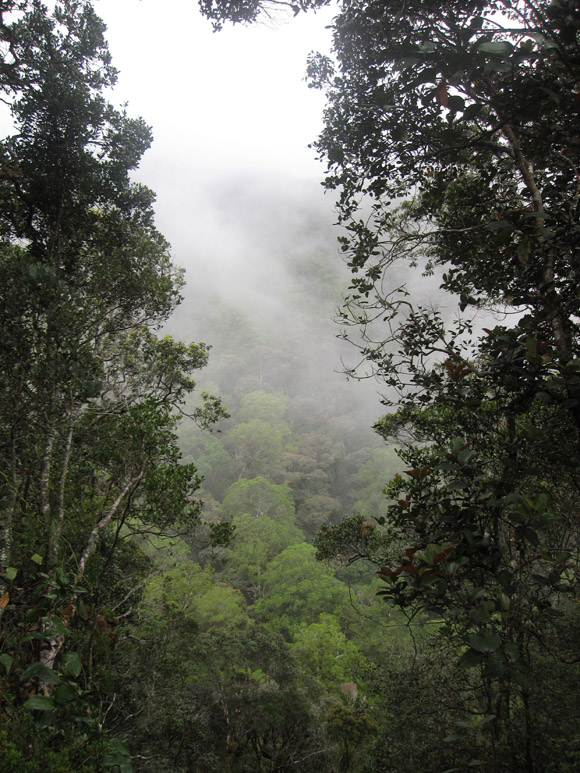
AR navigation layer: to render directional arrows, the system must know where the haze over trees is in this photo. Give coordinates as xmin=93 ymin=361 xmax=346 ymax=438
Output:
xmin=203 ymin=0 xmax=580 ymax=769
xmin=0 ymin=1 xmax=228 ymax=767
xmin=1 ymin=0 xmax=580 ymax=771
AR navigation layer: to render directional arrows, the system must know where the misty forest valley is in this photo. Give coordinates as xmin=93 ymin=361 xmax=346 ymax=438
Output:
xmin=1 ymin=1 xmax=580 ymax=771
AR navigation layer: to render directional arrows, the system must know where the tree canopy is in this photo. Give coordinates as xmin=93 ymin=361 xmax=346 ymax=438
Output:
xmin=200 ymin=0 xmax=580 ymax=767
xmin=0 ymin=2 xmax=224 ymax=765
xmin=2 ymin=0 xmax=580 ymax=769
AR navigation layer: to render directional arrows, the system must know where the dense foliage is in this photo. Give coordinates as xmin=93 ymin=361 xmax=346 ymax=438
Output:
xmin=2 ymin=0 xmax=579 ymax=770
xmin=0 ymin=3 xmax=409 ymax=770
xmin=200 ymin=0 xmax=580 ymax=770
xmin=0 ymin=1 xmax=225 ymax=767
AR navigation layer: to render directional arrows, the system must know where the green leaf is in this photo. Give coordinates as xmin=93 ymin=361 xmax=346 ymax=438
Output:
xmin=77 ymin=598 xmax=89 ymax=619
xmin=447 ymin=95 xmax=465 ymax=113
xmin=457 ymin=447 xmax=475 ymax=465
xmin=30 ymin=553 xmax=43 ymax=565
xmin=462 ymin=103 xmax=482 ymax=120
xmin=458 ymin=648 xmax=485 ymax=668
xmin=483 ymin=650 xmax=507 ymax=678
xmin=503 ymin=642 xmax=520 ymax=662
xmin=20 ymin=662 xmax=61 ymax=685
xmin=0 ymin=653 xmax=13 ymax=674
xmin=54 ymin=683 xmax=79 ymax=705
xmin=109 ymin=737 xmax=131 ymax=756
xmin=392 ymin=125 xmax=409 ymax=141
xmin=63 ymin=652 xmax=82 ymax=678
xmin=485 ymin=219 xmax=512 ymax=232
xmin=515 ymin=525 xmax=539 ymax=546
xmin=517 ymin=236 xmax=530 ymax=263
xmin=328 ymin=147 xmax=344 ymax=164
xmin=4 ymin=566 xmax=17 ymax=581
xmin=41 ymin=615 xmax=67 ymax=636
xmin=445 ymin=478 xmax=469 ymax=491
xmin=469 ymin=603 xmax=491 ymax=624
xmin=511 ymin=665 xmax=529 ymax=689
xmin=102 ymin=753 xmax=133 ymax=772
xmin=468 ymin=631 xmax=502 ymax=653
xmin=496 ymin=570 xmax=515 ymax=594
xmin=535 ymin=391 xmax=552 ymax=404
xmin=23 ymin=695 xmax=56 ymax=711
xmin=423 ymin=544 xmax=442 ymax=563
xmin=449 ymin=437 xmax=466 ymax=454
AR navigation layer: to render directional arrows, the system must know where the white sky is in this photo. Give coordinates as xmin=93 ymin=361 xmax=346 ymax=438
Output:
xmin=0 ymin=0 xmax=344 ymax=332
xmin=96 ymin=0 xmax=335 ymax=184
xmin=92 ymin=0 xmax=343 ymax=316
xmin=92 ymin=2 xmax=385 ymax=453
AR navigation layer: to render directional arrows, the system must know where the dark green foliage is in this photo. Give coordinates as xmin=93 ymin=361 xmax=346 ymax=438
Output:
xmin=0 ymin=2 xmax=225 ymax=767
xmin=198 ymin=0 xmax=329 ymax=31
xmin=325 ymin=700 xmax=378 ymax=773
xmin=116 ymin=593 xmax=326 ymax=772
xmin=256 ymin=543 xmax=350 ymax=636
xmin=198 ymin=0 xmax=580 ymax=768
xmin=0 ymin=727 xmax=96 ymax=772
xmin=4 ymin=0 xmax=577 ymax=768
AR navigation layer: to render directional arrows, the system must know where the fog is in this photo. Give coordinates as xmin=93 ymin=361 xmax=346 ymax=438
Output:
xmin=92 ymin=0 xmax=388 ymax=426
xmin=95 ymin=0 xmax=496 ymax=429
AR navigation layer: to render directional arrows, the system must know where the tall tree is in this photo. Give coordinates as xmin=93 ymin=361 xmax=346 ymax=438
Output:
xmin=0 ymin=2 xmax=224 ymax=764
xmin=201 ymin=1 xmax=580 ymax=767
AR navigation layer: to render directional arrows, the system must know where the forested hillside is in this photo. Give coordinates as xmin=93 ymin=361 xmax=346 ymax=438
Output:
xmin=2 ymin=1 xmax=580 ymax=771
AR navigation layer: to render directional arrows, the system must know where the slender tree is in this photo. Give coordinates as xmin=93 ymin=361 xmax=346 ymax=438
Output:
xmin=0 ymin=2 xmax=225 ymax=764
xmin=201 ymin=1 xmax=580 ymax=767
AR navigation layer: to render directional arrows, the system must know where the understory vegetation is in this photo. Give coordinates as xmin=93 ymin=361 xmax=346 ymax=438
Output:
xmin=2 ymin=1 xmax=580 ymax=771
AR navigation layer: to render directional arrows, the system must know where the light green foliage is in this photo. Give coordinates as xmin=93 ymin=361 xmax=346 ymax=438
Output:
xmin=286 ymin=396 xmax=328 ymax=432
xmin=220 ymin=477 xmax=302 ymax=597
xmin=141 ymin=562 xmax=213 ymax=618
xmin=225 ymin=419 xmax=290 ymax=480
xmin=116 ymin=601 xmax=326 ymax=772
xmin=256 ymin=544 xmax=350 ymax=635
xmin=198 ymin=0 xmax=580 ymax=767
xmin=296 ymin=494 xmax=341 ymax=538
xmin=182 ymin=432 xmax=236 ymax=500
xmin=292 ymin=613 xmax=364 ymax=690
xmin=238 ymin=389 xmax=288 ymax=424
xmin=190 ymin=584 xmax=249 ymax=631
xmin=284 ymin=430 xmax=339 ymax=500
xmin=329 ymin=445 xmax=383 ymax=515
xmin=345 ymin=578 xmax=425 ymax=659
xmin=142 ymin=561 xmax=249 ymax=631
xmin=221 ymin=476 xmax=295 ymax=520
xmin=136 ymin=534 xmax=193 ymax=569
xmin=353 ymin=447 xmax=403 ymax=518
xmin=223 ymin=511 xmax=304 ymax=598
xmin=325 ymin=701 xmax=378 ymax=773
